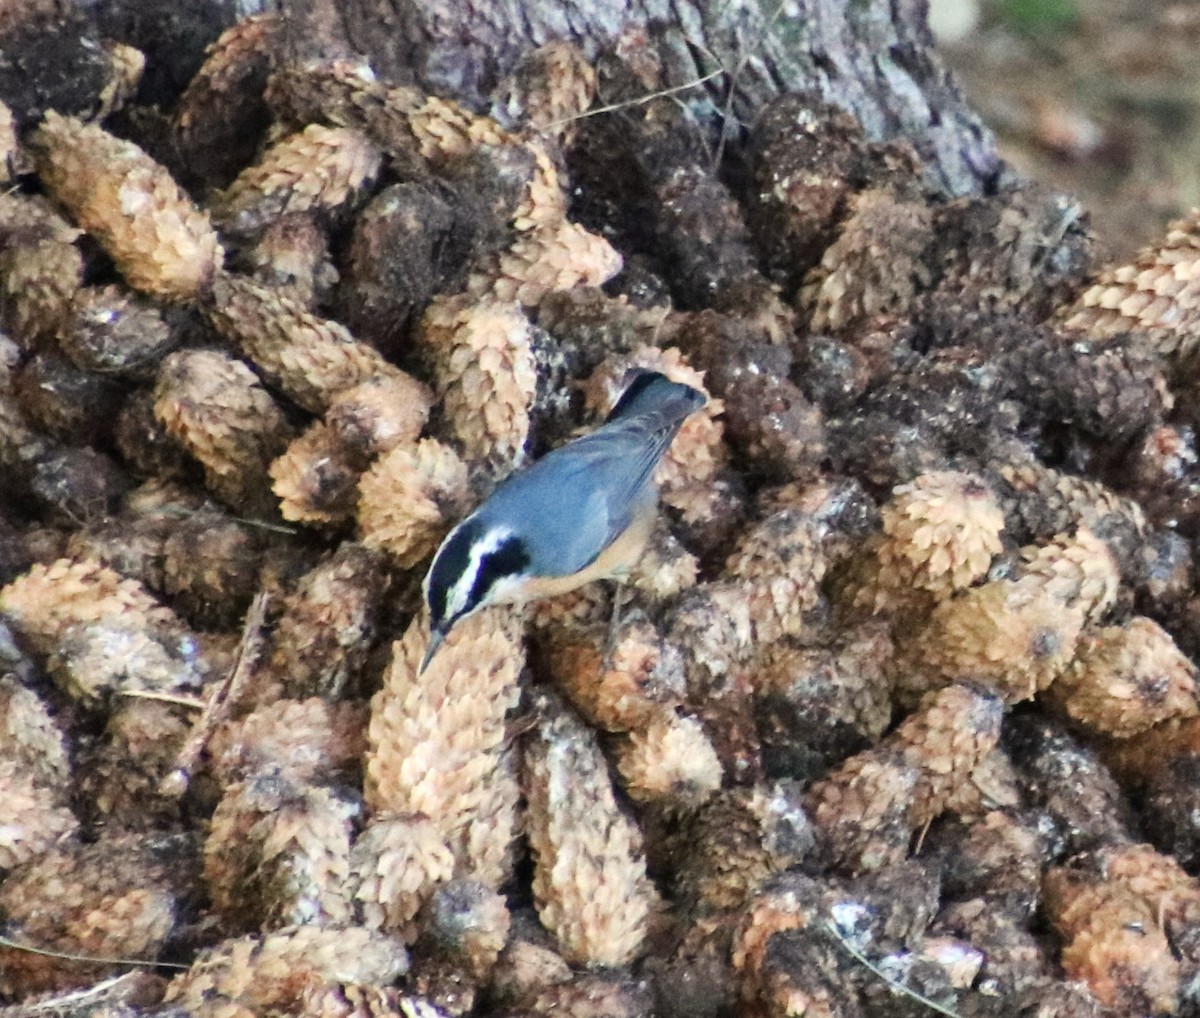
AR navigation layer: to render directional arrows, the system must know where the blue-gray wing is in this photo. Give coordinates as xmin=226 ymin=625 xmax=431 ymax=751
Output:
xmin=481 ymin=418 xmax=673 ymax=577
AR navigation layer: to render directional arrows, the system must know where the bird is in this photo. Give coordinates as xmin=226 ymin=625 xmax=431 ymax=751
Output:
xmin=419 ymin=369 xmax=707 ymax=672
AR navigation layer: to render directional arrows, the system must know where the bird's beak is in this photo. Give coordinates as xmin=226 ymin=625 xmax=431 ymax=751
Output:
xmin=419 ymin=628 xmax=446 ymax=675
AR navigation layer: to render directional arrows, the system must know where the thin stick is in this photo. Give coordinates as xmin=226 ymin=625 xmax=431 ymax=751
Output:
xmin=545 ymin=67 xmax=729 ymax=130
xmin=913 ymin=816 xmax=934 ymax=856
xmin=545 ymin=0 xmax=787 ymax=165
xmin=116 ymin=689 xmax=207 ymax=710
xmin=0 ymin=973 xmax=155 ymax=1018
xmin=160 ymin=590 xmax=270 ymax=797
xmin=823 ymin=921 xmax=966 ymax=1018
xmin=151 ymin=505 xmax=298 ymax=536
xmin=711 ymin=0 xmax=791 ymax=169
xmin=0 ymin=934 xmax=188 ymax=970
xmin=0 ymin=974 xmax=134 ymax=1017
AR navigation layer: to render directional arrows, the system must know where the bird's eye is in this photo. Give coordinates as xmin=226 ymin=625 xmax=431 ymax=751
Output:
xmin=467 ymin=536 xmax=531 ymax=611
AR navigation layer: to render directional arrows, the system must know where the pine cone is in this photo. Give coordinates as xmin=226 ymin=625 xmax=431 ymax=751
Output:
xmin=213 ymin=125 xmax=381 ymax=238
xmin=0 ymin=557 xmax=181 ymax=657
xmin=349 ymin=813 xmax=455 ymax=942
xmin=208 ymin=698 xmax=367 ymax=785
xmin=164 ymin=925 xmax=410 ymax=1017
xmin=614 ymin=712 xmax=723 ymax=811
xmin=1061 ymin=208 xmax=1200 ymax=365
xmin=0 ymin=832 xmax=197 ymax=997
xmin=536 ymin=615 xmax=685 ymax=733
xmin=0 ymin=758 xmax=77 ymax=871
xmin=522 ymin=690 xmax=659 ymax=967
xmin=1048 ymin=616 xmax=1198 ymax=738
xmin=724 ymin=508 xmax=826 ymax=645
xmin=852 ymin=470 xmax=1004 ymax=615
xmin=206 ymin=273 xmax=408 ymax=415
xmin=59 ymin=285 xmax=174 ymax=379
xmin=1043 ymin=866 xmax=1179 ymax=1013
xmin=0 ymin=193 xmax=82 ymax=344
xmin=805 ymin=749 xmax=920 ymax=873
xmin=890 ymin=683 xmax=1005 ymax=827
xmin=419 ymin=294 xmax=538 ymax=466
xmin=172 ymin=14 xmax=280 ymax=188
xmin=154 ymin=348 xmax=293 ymax=516
xmin=260 ymin=544 xmax=389 ymax=701
xmin=357 ymin=439 xmax=471 ymax=569
xmin=801 ymin=188 xmax=933 ymax=334
xmin=204 ymin=769 xmax=356 ymax=932
xmin=30 ymin=113 xmax=222 ymax=302
xmin=365 ymin=609 xmax=522 ymax=884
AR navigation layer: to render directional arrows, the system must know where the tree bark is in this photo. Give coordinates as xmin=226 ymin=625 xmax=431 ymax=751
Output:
xmin=278 ymin=0 xmax=1001 ymax=198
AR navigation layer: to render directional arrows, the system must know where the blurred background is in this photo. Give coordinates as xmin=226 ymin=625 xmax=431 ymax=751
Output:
xmin=930 ymin=0 xmax=1200 ymax=260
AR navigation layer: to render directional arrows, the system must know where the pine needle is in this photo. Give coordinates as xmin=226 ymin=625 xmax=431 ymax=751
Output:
xmin=822 ymin=920 xmax=967 ymax=1018
xmin=0 ymin=933 xmax=187 ymax=970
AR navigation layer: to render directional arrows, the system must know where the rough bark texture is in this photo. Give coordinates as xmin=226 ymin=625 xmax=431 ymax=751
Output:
xmin=277 ymin=0 xmax=999 ymax=197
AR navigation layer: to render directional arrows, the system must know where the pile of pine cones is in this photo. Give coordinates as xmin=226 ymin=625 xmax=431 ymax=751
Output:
xmin=2 ymin=5 xmax=1200 ymax=1017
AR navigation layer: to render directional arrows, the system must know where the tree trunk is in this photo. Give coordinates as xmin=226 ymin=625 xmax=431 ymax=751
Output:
xmin=278 ymin=0 xmax=1001 ymax=197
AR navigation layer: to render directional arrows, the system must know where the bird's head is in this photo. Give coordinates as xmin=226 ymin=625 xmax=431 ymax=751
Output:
xmin=420 ymin=516 xmax=531 ymax=672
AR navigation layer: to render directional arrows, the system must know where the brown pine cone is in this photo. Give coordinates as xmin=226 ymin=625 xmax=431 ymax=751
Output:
xmin=349 ymin=812 xmax=455 ymax=942
xmin=59 ymin=285 xmax=175 ymax=380
xmin=30 ymin=113 xmax=222 ymax=302
xmin=805 ymin=748 xmax=920 ymax=874
xmin=1048 ymin=616 xmax=1198 ymax=739
xmin=259 ymin=543 xmax=389 ymax=702
xmin=163 ymin=925 xmax=410 ymax=1017
xmin=0 ymin=831 xmax=198 ymax=998
xmin=1061 ymin=208 xmax=1200 ymax=366
xmin=419 ymin=294 xmax=538 ymax=467
xmin=522 ymin=690 xmax=659 ymax=967
xmin=208 ymin=698 xmax=367 ymax=786
xmin=800 ymin=188 xmax=933 ymax=334
xmin=172 ymin=14 xmax=280 ymax=188
xmin=206 ymin=273 xmax=409 ymax=415
xmin=364 ymin=609 xmax=522 ymax=885
xmin=535 ymin=614 xmax=685 ymax=733
xmin=724 ymin=508 xmax=826 ymax=645
xmin=0 ymin=192 xmax=82 ymax=345
xmin=356 ymin=439 xmax=471 ymax=569
xmin=153 ymin=348 xmax=293 ymax=517
xmin=204 ymin=769 xmax=356 ymax=932
xmin=850 ymin=470 xmax=1004 ymax=616
xmin=1043 ymin=866 xmax=1179 ymax=1014
xmin=213 ymin=124 xmax=382 ymax=237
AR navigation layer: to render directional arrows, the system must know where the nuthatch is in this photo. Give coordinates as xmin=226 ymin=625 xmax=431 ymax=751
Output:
xmin=420 ymin=370 xmax=706 ymax=672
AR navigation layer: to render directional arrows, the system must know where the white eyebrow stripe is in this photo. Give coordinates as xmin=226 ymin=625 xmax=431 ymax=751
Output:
xmin=444 ymin=525 xmax=515 ymax=622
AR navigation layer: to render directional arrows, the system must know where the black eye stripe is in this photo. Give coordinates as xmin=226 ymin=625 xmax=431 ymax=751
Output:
xmin=428 ymin=519 xmax=482 ymax=627
xmin=467 ymin=536 xmax=531 ymax=610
